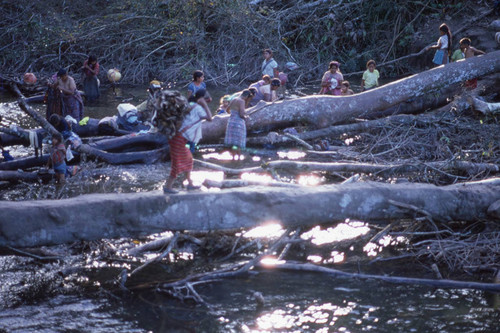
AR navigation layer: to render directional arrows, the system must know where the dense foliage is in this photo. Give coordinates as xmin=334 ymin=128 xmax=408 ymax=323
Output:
xmin=0 ymin=0 xmax=488 ymax=85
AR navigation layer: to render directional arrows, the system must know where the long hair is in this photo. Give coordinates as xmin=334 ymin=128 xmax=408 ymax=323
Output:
xmin=439 ymin=23 xmax=452 ymax=56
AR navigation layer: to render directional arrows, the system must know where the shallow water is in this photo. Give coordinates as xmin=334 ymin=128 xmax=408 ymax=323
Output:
xmin=1 ymin=264 xmax=498 ymax=332
xmin=1 ymin=85 xmax=499 ymax=332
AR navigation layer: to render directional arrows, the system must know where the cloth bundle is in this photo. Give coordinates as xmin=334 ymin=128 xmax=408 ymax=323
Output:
xmin=153 ymin=90 xmax=190 ymax=138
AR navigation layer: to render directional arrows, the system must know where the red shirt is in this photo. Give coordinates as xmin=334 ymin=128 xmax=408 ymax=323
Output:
xmin=83 ymin=60 xmax=100 ymax=77
xmin=51 ymin=143 xmax=66 ymax=165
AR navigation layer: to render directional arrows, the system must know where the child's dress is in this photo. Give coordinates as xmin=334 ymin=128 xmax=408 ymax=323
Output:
xmin=51 ymin=143 xmax=67 ymax=175
xmin=432 ymin=35 xmax=449 ymax=65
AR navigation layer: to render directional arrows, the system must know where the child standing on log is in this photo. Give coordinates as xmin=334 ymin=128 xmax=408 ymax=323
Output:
xmin=426 ymin=23 xmax=452 ymax=66
xmin=47 ymin=132 xmax=67 ymax=185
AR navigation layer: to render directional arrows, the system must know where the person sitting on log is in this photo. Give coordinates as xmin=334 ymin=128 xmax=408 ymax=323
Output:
xmin=81 ymin=55 xmax=100 ymax=102
xmin=224 ymin=89 xmax=254 ymax=157
xmin=319 ymin=61 xmax=343 ymax=95
xmin=54 ymin=68 xmax=84 ymax=121
xmin=163 ymin=89 xmax=213 ymax=194
xmin=248 ymin=76 xmax=280 ymax=107
xmin=248 ymin=75 xmax=271 ymax=107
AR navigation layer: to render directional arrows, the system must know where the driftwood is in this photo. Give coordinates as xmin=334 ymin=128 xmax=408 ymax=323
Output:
xmin=263 ymin=160 xmax=500 ymax=176
xmin=255 ymin=262 xmax=500 ymax=293
xmin=1 ymin=178 xmax=499 ymax=248
xmin=199 ymin=51 xmax=500 ymax=143
xmin=468 ymin=96 xmax=500 ymax=115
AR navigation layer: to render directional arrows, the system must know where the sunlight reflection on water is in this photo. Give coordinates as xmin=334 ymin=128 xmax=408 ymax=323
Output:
xmin=302 ymin=222 xmax=370 ymax=246
xmin=277 ymin=150 xmax=306 ymax=160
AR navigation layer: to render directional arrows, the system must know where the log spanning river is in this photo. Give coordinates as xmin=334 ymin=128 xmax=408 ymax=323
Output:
xmin=0 ymin=85 xmax=499 ymax=332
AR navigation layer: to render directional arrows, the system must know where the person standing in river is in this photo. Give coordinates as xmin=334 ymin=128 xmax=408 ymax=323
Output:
xmin=187 ymin=70 xmax=212 ymax=103
xmin=224 ymin=89 xmax=254 ymax=157
xmin=426 ymin=23 xmax=452 ymax=66
xmin=55 ymin=68 xmax=84 ymax=121
xmin=81 ymin=55 xmax=100 ymax=102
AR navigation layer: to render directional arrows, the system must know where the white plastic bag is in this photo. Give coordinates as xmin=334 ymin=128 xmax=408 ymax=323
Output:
xmin=66 ymin=144 xmax=74 ymax=161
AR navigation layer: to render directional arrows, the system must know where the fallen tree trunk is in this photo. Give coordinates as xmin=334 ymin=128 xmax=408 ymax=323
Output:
xmin=1 ymin=178 xmax=499 ymax=248
xmin=263 ymin=160 xmax=500 ymax=176
xmin=0 ymin=155 xmax=49 ymax=171
xmin=247 ymin=113 xmax=436 ymax=146
xmin=200 ymin=51 xmax=500 ymax=143
xmin=0 ymin=170 xmax=51 ymax=182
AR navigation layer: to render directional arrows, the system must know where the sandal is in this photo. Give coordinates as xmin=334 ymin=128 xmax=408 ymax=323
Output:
xmin=186 ymin=184 xmax=200 ymax=190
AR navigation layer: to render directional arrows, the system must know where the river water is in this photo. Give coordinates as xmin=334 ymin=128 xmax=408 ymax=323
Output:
xmin=0 ymin=84 xmax=499 ymax=332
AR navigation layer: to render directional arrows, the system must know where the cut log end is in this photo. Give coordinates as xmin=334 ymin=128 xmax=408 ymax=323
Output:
xmin=487 ymin=199 xmax=500 ymax=219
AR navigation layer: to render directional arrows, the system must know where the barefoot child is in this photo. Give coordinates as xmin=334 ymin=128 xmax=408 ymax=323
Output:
xmin=47 ymin=133 xmax=67 ymax=184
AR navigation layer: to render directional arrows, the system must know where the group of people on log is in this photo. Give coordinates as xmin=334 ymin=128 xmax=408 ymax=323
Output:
xmin=35 ymin=21 xmax=488 ymax=191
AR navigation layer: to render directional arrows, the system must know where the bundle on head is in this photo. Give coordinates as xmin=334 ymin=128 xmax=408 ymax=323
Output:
xmin=153 ymin=90 xmax=190 ymax=138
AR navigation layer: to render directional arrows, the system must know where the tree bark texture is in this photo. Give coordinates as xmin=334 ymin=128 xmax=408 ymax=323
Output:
xmin=1 ymin=178 xmax=499 ymax=248
xmin=200 ymin=51 xmax=500 ymax=143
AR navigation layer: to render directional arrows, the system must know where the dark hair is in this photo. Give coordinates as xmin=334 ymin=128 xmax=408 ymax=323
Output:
xmin=49 ymin=114 xmax=62 ymax=126
xmin=192 ymin=70 xmax=204 ymax=81
xmin=271 ymin=78 xmax=281 ymax=87
xmin=194 ymin=88 xmax=206 ymax=100
xmin=329 ymin=61 xmax=340 ymax=69
xmin=248 ymin=87 xmax=258 ymax=95
xmin=366 ymin=60 xmax=376 ymax=67
xmin=263 ymin=48 xmax=273 ymax=55
xmin=57 ymin=68 xmax=67 ymax=77
xmin=88 ymin=55 xmax=97 ymax=63
xmin=459 ymin=37 xmax=471 ymax=46
xmin=52 ymin=132 xmax=63 ymax=142
xmin=439 ymin=23 xmax=452 ymax=54
xmin=341 ymin=80 xmax=350 ymax=87
xmin=240 ymin=89 xmax=253 ymax=99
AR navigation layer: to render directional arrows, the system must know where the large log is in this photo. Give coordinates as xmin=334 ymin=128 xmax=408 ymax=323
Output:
xmin=200 ymin=51 xmax=500 ymax=143
xmin=0 ymin=178 xmax=499 ymax=248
